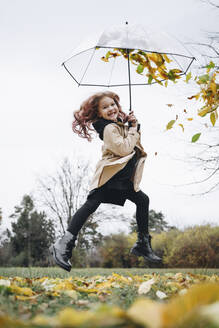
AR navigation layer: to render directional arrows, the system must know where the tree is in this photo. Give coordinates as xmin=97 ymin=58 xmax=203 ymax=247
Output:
xmin=164 ymin=0 xmax=218 ymax=139
xmin=129 ymin=209 xmax=174 ymax=234
xmin=0 ymin=207 xmax=3 ymax=244
xmin=162 ymin=1 xmax=219 ymax=194
xmin=96 ymin=233 xmax=143 ymax=268
xmin=36 ymin=157 xmax=92 ymax=234
xmin=35 ymin=156 xmax=108 ymax=265
xmin=9 ymin=195 xmax=55 ymax=266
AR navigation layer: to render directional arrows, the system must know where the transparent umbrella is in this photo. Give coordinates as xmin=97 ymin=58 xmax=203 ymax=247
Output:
xmin=62 ymin=22 xmax=195 ymax=112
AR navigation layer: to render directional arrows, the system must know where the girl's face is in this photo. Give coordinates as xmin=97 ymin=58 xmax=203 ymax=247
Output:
xmin=97 ymin=96 xmax=119 ymax=121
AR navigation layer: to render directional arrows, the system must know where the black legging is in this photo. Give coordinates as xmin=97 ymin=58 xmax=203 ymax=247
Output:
xmin=67 ymin=189 xmax=149 ymax=236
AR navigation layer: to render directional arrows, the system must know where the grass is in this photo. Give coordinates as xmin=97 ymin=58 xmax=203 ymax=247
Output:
xmin=0 ymin=267 xmax=218 ymax=327
xmin=0 ymin=267 xmax=218 ymax=278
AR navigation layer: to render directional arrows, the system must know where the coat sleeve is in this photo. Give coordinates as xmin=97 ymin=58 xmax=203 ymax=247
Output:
xmin=103 ymin=123 xmax=140 ymax=157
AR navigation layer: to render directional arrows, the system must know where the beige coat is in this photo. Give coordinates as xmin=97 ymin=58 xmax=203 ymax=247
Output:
xmin=89 ymin=121 xmax=147 ymax=192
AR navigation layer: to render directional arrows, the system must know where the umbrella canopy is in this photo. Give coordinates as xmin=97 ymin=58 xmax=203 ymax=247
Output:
xmin=63 ymin=23 xmax=195 ymax=111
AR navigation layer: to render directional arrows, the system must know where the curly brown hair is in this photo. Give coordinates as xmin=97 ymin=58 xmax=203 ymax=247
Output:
xmin=72 ymin=91 xmax=128 ymax=142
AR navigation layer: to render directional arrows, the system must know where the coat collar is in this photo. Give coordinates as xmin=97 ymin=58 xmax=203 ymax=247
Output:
xmin=92 ymin=117 xmax=124 ymax=140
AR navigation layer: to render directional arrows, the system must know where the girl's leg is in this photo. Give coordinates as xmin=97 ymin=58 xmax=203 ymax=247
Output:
xmin=67 ymin=198 xmax=101 ymax=235
xmin=126 ymin=189 xmax=162 ymax=263
xmin=125 ymin=190 xmax=149 ymax=233
xmin=50 ymin=197 xmax=101 ymax=271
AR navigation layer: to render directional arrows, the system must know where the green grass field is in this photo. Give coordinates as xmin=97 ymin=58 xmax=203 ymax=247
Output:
xmin=0 ymin=267 xmax=219 ymax=327
xmin=0 ymin=267 xmax=218 ymax=278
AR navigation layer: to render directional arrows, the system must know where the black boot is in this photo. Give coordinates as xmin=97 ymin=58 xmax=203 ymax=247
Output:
xmin=49 ymin=231 xmax=77 ymax=272
xmin=130 ymin=232 xmax=162 ymax=263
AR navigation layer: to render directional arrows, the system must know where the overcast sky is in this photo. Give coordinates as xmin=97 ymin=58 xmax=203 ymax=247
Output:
xmin=0 ymin=0 xmax=218 ymax=234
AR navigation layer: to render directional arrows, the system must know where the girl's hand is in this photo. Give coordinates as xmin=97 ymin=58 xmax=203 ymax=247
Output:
xmin=127 ymin=111 xmax=138 ymax=127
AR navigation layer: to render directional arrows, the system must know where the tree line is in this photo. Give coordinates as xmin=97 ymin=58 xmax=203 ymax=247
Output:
xmin=0 ymin=193 xmax=218 ymax=268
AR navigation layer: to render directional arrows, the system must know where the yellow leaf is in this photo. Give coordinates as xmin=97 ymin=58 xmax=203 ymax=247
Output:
xmin=198 ymin=106 xmax=211 ymax=117
xmin=185 ymin=72 xmax=192 ymax=83
xmin=95 ymin=281 xmax=113 ymax=290
xmin=148 ymin=53 xmax=165 ymax=66
xmin=210 ymin=111 xmax=216 ymax=126
xmin=187 ymin=118 xmax=193 ymax=121
xmin=157 ymin=68 xmax=168 ymax=79
xmin=178 ymin=124 xmax=184 ymax=132
xmin=166 ymin=120 xmax=176 ymax=130
xmin=162 ymin=283 xmax=219 ymax=328
xmin=171 ymin=69 xmax=182 ymax=74
xmin=210 ymin=82 xmax=217 ymax=94
xmin=164 ymin=80 xmax=168 ymax=87
xmin=32 ymin=315 xmax=52 ymax=326
xmin=10 ymin=285 xmax=35 ymax=296
xmin=75 ymin=286 xmax=100 ymax=294
xmin=127 ymin=299 xmax=162 ymax=328
xmin=163 ymin=54 xmax=172 ymax=63
xmin=53 ymin=280 xmax=74 ymax=291
xmin=58 ymin=307 xmax=93 ymax=326
xmin=38 ymin=277 xmax=49 ymax=283
xmin=15 ymin=295 xmax=38 ymax=301
xmin=111 ymin=273 xmax=132 ymax=284
xmin=101 ymin=56 xmax=108 ymax=62
xmin=63 ymin=290 xmax=78 ymax=300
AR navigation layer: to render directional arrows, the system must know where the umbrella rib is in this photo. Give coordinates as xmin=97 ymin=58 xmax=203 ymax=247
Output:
xmin=170 ymin=54 xmax=184 ymax=72
xmin=63 ymin=47 xmax=95 ymax=63
xmin=185 ymin=57 xmax=196 ymax=74
xmin=62 ymin=62 xmax=80 ymax=85
xmin=79 ymin=47 xmax=96 ymax=85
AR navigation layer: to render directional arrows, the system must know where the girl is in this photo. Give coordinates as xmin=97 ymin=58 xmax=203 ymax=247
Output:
xmin=50 ymin=91 xmax=162 ymax=271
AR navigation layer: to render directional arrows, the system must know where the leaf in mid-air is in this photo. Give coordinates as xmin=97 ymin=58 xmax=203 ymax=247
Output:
xmin=198 ymin=106 xmax=210 ymax=117
xmin=101 ymin=56 xmax=108 ymax=62
xmin=185 ymin=72 xmax=192 ymax=83
xmin=178 ymin=124 xmax=184 ymax=132
xmin=166 ymin=120 xmax=176 ymax=130
xmin=210 ymin=112 xmax=216 ymax=126
xmin=206 ymin=61 xmax=215 ymax=71
xmin=191 ymin=133 xmax=201 ymax=143
xmin=148 ymin=75 xmax=153 ymax=84
xmin=198 ymin=74 xmax=210 ymax=84
xmin=137 ymin=64 xmax=144 ymax=74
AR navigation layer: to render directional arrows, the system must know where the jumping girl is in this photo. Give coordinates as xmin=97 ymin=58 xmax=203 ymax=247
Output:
xmin=50 ymin=91 xmax=162 ymax=271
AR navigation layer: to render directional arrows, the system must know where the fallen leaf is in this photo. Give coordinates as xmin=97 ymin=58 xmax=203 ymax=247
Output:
xmin=138 ymin=278 xmax=155 ymax=295
xmin=156 ymin=290 xmax=167 ymax=299
xmin=127 ymin=299 xmax=162 ymax=328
